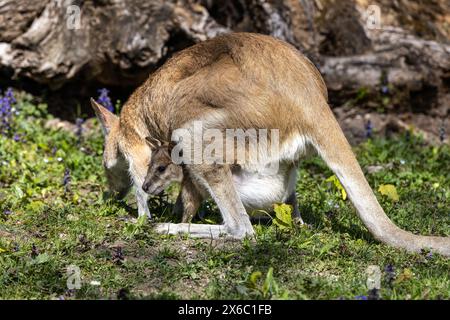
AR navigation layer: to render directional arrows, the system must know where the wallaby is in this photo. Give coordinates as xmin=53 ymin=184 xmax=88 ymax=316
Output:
xmin=142 ymin=136 xmax=200 ymax=223
xmin=142 ymin=137 xmax=303 ymax=225
xmin=91 ymin=32 xmax=449 ymax=256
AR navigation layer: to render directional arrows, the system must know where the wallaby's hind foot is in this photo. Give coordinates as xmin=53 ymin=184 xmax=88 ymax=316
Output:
xmin=154 ymin=223 xmax=248 ymax=240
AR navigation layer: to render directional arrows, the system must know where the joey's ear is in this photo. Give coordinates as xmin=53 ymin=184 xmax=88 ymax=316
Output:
xmin=90 ymin=98 xmax=118 ymax=136
xmin=145 ymin=136 xmax=162 ymax=150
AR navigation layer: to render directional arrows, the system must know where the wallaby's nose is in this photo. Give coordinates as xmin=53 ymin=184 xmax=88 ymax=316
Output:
xmin=142 ymin=182 xmax=150 ymax=193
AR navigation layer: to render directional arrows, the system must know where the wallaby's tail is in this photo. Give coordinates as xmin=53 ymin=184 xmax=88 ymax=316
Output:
xmin=309 ymin=105 xmax=450 ymax=257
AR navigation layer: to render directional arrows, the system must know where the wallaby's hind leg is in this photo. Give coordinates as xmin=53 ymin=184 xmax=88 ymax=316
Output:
xmin=286 ymin=192 xmax=304 ymax=225
xmin=190 ymin=164 xmax=254 ymax=238
xmin=172 ymin=175 xmax=203 ymax=223
xmin=156 ymin=164 xmax=254 ymax=239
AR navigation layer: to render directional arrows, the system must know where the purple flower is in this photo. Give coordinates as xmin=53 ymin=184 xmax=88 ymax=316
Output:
xmin=385 ymin=264 xmax=396 ymax=287
xmin=112 ymin=247 xmax=124 ymax=265
xmin=0 ymin=88 xmax=17 ymax=137
xmin=3 ymin=210 xmax=12 ymax=215
xmin=97 ymin=88 xmax=114 ymax=113
xmin=5 ymin=88 xmax=16 ymax=104
xmin=355 ymin=295 xmax=368 ymax=300
xmin=75 ymin=118 xmax=84 ymax=142
xmin=439 ymin=122 xmax=445 ymax=143
xmin=0 ymin=96 xmax=12 ymax=134
xmin=365 ymin=120 xmax=373 ymax=139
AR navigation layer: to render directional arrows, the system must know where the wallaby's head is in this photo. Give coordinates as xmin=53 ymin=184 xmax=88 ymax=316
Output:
xmin=142 ymin=137 xmax=183 ymax=195
xmin=90 ymin=98 xmax=131 ymax=199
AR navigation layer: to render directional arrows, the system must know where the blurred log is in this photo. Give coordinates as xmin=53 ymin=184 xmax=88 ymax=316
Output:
xmin=0 ymin=0 xmax=229 ymax=89
xmin=320 ymin=26 xmax=450 ymax=116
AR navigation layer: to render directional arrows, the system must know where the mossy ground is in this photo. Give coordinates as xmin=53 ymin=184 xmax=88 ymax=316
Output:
xmin=0 ymin=95 xmax=449 ymax=300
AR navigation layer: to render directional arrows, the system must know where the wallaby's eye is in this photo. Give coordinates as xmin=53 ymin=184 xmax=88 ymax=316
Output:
xmin=157 ymin=165 xmax=166 ymax=173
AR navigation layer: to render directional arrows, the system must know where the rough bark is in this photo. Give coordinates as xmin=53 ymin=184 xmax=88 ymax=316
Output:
xmin=0 ymin=0 xmax=229 ymax=89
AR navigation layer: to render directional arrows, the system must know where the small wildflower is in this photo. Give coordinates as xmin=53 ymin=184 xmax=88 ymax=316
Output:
xmin=112 ymin=247 xmax=124 ymax=265
xmin=13 ymin=133 xmax=20 ymax=142
xmin=380 ymin=71 xmax=389 ymax=95
xmin=0 ymin=88 xmax=18 ymax=137
xmin=97 ymin=88 xmax=114 ymax=113
xmin=384 ymin=264 xmax=396 ymax=287
xmin=57 ymin=157 xmax=63 ymax=162
xmin=3 ymin=210 xmax=12 ymax=215
xmin=5 ymin=88 xmax=16 ymax=104
xmin=75 ymin=118 xmax=84 ymax=143
xmin=63 ymin=168 xmax=71 ymax=192
xmin=439 ymin=121 xmax=445 ymax=143
xmin=90 ymin=280 xmax=101 ymax=286
xmin=44 ymin=158 xmax=49 ymax=163
xmin=426 ymin=252 xmax=433 ymax=260
xmin=355 ymin=295 xmax=368 ymax=300
xmin=365 ymin=120 xmax=373 ymax=139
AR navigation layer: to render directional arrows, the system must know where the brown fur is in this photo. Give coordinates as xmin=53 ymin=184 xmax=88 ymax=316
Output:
xmin=91 ymin=33 xmax=449 ymax=256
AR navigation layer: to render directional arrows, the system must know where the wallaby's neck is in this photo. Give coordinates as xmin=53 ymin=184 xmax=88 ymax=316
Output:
xmin=119 ymin=82 xmax=170 ymax=142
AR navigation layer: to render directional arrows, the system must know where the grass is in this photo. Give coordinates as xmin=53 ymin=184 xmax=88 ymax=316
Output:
xmin=0 ymin=94 xmax=449 ymax=300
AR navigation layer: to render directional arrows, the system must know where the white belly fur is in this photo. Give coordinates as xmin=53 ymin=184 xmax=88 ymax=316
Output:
xmin=233 ymin=164 xmax=292 ymax=212
xmin=232 ymin=133 xmax=308 ymax=212
xmin=193 ymin=134 xmax=308 ymax=212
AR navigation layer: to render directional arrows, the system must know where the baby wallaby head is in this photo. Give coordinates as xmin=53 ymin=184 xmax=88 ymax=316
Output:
xmin=142 ymin=136 xmax=183 ymax=195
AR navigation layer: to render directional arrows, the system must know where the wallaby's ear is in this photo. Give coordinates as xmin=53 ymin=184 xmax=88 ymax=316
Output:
xmin=145 ymin=136 xmax=162 ymax=150
xmin=90 ymin=98 xmax=118 ymax=136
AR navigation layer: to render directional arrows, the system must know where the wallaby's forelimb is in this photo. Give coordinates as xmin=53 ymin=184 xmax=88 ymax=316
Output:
xmin=136 ymin=189 xmax=151 ymax=218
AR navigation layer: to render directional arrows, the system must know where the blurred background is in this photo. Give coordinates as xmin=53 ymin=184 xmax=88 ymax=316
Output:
xmin=0 ymin=0 xmax=449 ymax=144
